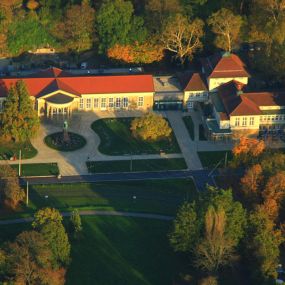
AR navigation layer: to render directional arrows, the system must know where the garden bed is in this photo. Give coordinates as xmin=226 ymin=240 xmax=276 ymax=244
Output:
xmin=44 ymin=132 xmax=86 ymax=151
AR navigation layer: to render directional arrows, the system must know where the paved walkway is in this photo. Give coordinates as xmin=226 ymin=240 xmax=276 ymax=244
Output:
xmin=0 ymin=210 xmax=173 ymax=225
xmin=165 ymin=111 xmax=203 ymax=170
xmin=3 ymin=111 xmax=183 ymax=175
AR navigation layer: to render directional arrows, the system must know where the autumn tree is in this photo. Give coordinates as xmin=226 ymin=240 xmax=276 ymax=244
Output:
xmin=195 ymin=207 xmax=235 ymax=273
xmin=5 ymin=231 xmax=52 ymax=285
xmin=1 ymin=80 xmax=40 ymax=142
xmin=107 ymin=42 xmax=164 ymax=64
xmin=32 ymin=208 xmax=71 ymax=268
xmin=131 ymin=113 xmax=172 ymax=141
xmin=208 ymin=8 xmax=243 ymax=52
xmin=26 ymin=0 xmax=40 ymax=10
xmin=57 ymin=1 xmax=95 ymax=52
xmin=246 ymin=207 xmax=283 ymax=284
xmin=0 ymin=4 xmax=12 ymax=57
xmin=96 ymin=0 xmax=147 ymax=52
xmin=162 ymin=14 xmax=204 ymax=64
xmin=232 ymin=137 xmax=265 ymax=166
xmin=0 ymin=164 xmax=25 ymax=209
xmin=240 ymin=164 xmax=263 ymax=206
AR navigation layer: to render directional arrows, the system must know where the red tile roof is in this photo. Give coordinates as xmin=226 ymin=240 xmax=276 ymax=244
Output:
xmin=217 ymin=80 xmax=261 ymax=116
xmin=0 ymin=68 xmax=155 ymax=97
xmin=184 ymin=73 xmax=208 ymax=91
xmin=201 ymin=53 xmax=249 ymax=79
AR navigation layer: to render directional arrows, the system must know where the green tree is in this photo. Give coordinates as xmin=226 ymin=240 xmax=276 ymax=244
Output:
xmin=169 ymin=202 xmax=200 ymax=252
xmin=246 ymin=207 xmax=283 ymax=284
xmin=57 ymin=1 xmax=95 ymax=52
xmin=96 ymin=0 xmax=147 ymax=52
xmin=70 ymin=209 xmax=82 ymax=236
xmin=5 ymin=231 xmax=52 ymax=285
xmin=0 ymin=164 xmax=25 ymax=209
xmin=130 ymin=113 xmax=172 ymax=141
xmin=208 ymin=8 xmax=243 ymax=52
xmin=2 ymin=80 xmax=40 ymax=142
xmin=162 ymin=14 xmax=204 ymax=64
xmin=7 ymin=12 xmax=57 ymax=56
xmin=170 ymin=187 xmax=246 ymax=255
xmin=32 ymin=208 xmax=71 ymax=268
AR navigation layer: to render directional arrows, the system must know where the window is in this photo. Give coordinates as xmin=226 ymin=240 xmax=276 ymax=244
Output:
xmin=123 ymin=97 xmax=128 ymax=108
xmin=242 ymin=117 xmax=247 ymax=126
xmin=94 ymin=98 xmax=99 ymax=108
xmin=249 ymin=117 xmax=254 ymax=126
xmin=138 ymin=97 xmax=144 ymax=107
xmin=115 ymin=98 xmax=121 ymax=108
xmin=101 ymin=98 xmax=106 ymax=109
xmin=187 ymin=101 xmax=193 ymax=109
xmin=86 ymin=98 xmax=91 ymax=109
xmin=235 ymin=117 xmax=240 ymax=126
xmin=109 ymin=98 xmax=114 ymax=108
xmin=79 ymin=98 xmax=84 ymax=109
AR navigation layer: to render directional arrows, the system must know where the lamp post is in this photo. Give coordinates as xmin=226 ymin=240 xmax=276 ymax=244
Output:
xmin=18 ymin=149 xmax=21 ymax=176
xmin=26 ymin=181 xmax=29 ymax=206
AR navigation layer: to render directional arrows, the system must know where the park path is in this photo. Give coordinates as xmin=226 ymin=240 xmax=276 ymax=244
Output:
xmin=165 ymin=111 xmax=203 ymax=170
xmin=3 ymin=111 xmax=183 ymax=176
xmin=0 ymin=210 xmax=173 ymax=225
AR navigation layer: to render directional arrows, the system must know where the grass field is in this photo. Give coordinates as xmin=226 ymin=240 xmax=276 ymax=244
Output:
xmin=0 ymin=216 xmax=184 ymax=285
xmin=11 ymin=163 xmax=59 ymax=176
xmin=91 ymin=118 xmax=181 ymax=155
xmin=0 ymin=140 xmax=37 ymax=160
xmin=0 ymin=179 xmax=196 ymax=219
xmin=198 ymin=150 xmax=233 ymax=168
xmin=86 ymin=158 xmax=187 ymax=173
xmin=182 ymin=116 xmax=195 ymax=140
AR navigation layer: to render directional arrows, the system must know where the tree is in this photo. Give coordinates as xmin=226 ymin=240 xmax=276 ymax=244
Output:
xmin=96 ymin=0 xmax=147 ymax=52
xmin=57 ymin=1 xmax=95 ymax=52
xmin=240 ymin=164 xmax=263 ymax=206
xmin=145 ymin=0 xmax=182 ymax=33
xmin=5 ymin=231 xmax=52 ymax=285
xmin=26 ymin=0 xmax=40 ymax=10
xmin=232 ymin=137 xmax=265 ymax=165
xmin=246 ymin=207 xmax=283 ymax=284
xmin=195 ymin=207 xmax=235 ymax=273
xmin=169 ymin=202 xmax=200 ymax=252
xmin=162 ymin=14 xmax=204 ymax=64
xmin=70 ymin=209 xmax=82 ymax=236
xmin=170 ymin=187 xmax=246 ymax=260
xmin=107 ymin=42 xmax=164 ymax=64
xmin=0 ymin=164 xmax=25 ymax=209
xmin=7 ymin=12 xmax=57 ymax=56
xmin=130 ymin=113 xmax=172 ymax=141
xmin=32 ymin=208 xmax=71 ymax=268
xmin=208 ymin=8 xmax=243 ymax=52
xmin=2 ymin=80 xmax=40 ymax=142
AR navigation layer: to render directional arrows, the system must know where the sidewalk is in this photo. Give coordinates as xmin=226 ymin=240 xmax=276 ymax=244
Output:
xmin=165 ymin=111 xmax=203 ymax=170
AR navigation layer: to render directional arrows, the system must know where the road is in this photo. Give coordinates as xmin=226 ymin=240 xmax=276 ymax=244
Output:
xmin=20 ymin=169 xmax=217 ymax=191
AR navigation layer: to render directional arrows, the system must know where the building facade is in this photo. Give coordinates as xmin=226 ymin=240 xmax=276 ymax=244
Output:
xmin=0 ymin=68 xmax=155 ymax=116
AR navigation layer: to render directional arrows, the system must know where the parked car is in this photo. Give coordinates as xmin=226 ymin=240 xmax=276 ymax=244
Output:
xmin=80 ymin=62 xmax=88 ymax=69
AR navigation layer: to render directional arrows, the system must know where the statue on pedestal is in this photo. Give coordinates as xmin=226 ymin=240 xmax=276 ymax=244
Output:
xmin=63 ymin=120 xmax=70 ymax=142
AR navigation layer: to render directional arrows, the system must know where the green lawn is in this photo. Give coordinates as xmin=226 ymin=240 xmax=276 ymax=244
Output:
xmin=0 ymin=216 xmax=184 ymax=285
xmin=11 ymin=163 xmax=59 ymax=176
xmin=86 ymin=158 xmax=187 ymax=173
xmin=182 ymin=116 xmax=194 ymax=140
xmin=0 ymin=140 xmax=37 ymax=160
xmin=91 ymin=118 xmax=181 ymax=155
xmin=198 ymin=151 xmax=233 ymax=168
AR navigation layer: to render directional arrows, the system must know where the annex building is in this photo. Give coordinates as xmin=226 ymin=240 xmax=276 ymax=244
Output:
xmin=0 ymin=52 xmax=285 ymax=140
xmin=0 ymin=68 xmax=155 ymax=116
